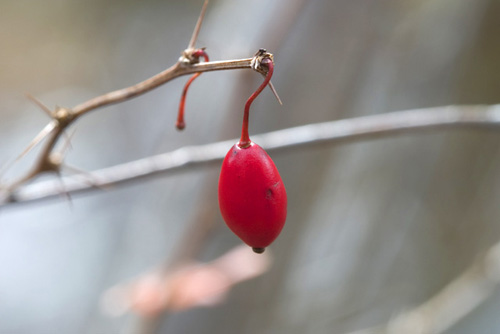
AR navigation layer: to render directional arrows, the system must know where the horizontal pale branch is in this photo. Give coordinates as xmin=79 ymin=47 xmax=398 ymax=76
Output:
xmin=2 ymin=104 xmax=500 ymax=207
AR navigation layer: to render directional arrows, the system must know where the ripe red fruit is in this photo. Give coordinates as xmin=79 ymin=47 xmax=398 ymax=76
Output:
xmin=218 ymin=55 xmax=286 ymax=253
xmin=219 ymin=142 xmax=287 ymax=253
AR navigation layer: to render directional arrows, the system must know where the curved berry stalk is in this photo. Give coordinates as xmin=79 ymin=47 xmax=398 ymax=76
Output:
xmin=176 ymin=49 xmax=209 ymax=130
xmin=239 ymin=57 xmax=274 ymax=148
xmin=218 ymin=58 xmax=287 ymax=254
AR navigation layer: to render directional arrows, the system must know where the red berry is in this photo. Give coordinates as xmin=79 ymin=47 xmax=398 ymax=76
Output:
xmin=218 ymin=142 xmax=287 ymax=252
xmin=217 ymin=54 xmax=284 ymax=253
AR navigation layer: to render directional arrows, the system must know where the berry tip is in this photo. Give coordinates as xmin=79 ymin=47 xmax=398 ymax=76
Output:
xmin=252 ymin=247 xmax=266 ymax=254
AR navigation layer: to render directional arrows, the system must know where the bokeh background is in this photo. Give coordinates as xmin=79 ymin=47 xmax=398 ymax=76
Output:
xmin=1 ymin=0 xmax=500 ymax=333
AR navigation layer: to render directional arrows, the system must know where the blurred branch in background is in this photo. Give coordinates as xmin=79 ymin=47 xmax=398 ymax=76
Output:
xmin=100 ymin=245 xmax=272 ymax=318
xmin=347 ymin=239 xmax=500 ymax=334
xmin=2 ymin=104 xmax=500 ymax=207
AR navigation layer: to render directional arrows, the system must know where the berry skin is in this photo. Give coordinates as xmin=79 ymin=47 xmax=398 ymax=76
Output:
xmin=218 ymin=142 xmax=287 ymax=252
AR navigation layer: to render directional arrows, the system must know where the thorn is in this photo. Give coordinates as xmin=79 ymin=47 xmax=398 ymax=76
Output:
xmin=0 ymin=121 xmax=57 ymax=177
xmin=54 ymin=171 xmax=73 ymax=209
xmin=20 ymin=121 xmax=58 ymax=160
xmin=259 ymin=73 xmax=282 ymax=105
xmin=187 ymin=0 xmax=209 ymax=50
xmin=60 ymin=129 xmax=76 ymax=154
xmin=21 ymin=121 xmax=57 ymax=157
xmin=268 ymin=81 xmax=283 ymax=106
xmin=26 ymin=93 xmax=53 ymax=117
xmin=254 ymin=54 xmax=283 ymax=106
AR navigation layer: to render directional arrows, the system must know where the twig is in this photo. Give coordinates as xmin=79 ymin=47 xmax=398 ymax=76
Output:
xmin=72 ymin=58 xmax=254 ymax=116
xmin=2 ymin=104 xmax=500 ymax=207
xmin=2 ymin=55 xmax=257 ymax=191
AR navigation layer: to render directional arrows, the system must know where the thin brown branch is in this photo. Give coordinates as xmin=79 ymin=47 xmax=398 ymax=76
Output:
xmin=188 ymin=58 xmax=254 ymax=72
xmin=2 ymin=104 xmax=500 ymax=207
xmin=3 ymin=56 xmax=256 ymax=193
xmin=2 ymin=0 xmax=261 ymax=199
xmin=72 ymin=58 xmax=253 ymax=116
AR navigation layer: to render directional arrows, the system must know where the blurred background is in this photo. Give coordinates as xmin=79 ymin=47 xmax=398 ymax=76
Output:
xmin=1 ymin=0 xmax=500 ymax=333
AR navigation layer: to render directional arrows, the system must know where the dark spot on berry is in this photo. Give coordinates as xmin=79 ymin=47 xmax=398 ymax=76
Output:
xmin=266 ymin=188 xmax=273 ymax=199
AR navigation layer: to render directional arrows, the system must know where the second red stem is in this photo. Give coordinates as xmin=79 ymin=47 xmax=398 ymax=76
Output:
xmin=177 ymin=50 xmax=209 ymax=130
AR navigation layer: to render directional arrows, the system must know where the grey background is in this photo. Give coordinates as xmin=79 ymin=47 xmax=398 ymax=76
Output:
xmin=0 ymin=0 xmax=499 ymax=333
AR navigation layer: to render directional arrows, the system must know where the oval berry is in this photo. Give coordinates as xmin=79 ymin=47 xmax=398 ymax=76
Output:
xmin=218 ymin=142 xmax=287 ymax=252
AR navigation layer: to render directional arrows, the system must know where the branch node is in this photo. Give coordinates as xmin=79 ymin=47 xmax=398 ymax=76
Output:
xmin=251 ymin=49 xmax=282 ymax=105
xmin=251 ymin=48 xmax=274 ymax=75
xmin=179 ymin=47 xmax=207 ymax=66
xmin=53 ymin=107 xmax=76 ymax=128
xmin=34 ymin=152 xmax=63 ymax=175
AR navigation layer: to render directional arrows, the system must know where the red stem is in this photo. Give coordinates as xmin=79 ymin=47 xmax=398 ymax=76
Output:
xmin=176 ymin=50 xmax=209 ymax=130
xmin=238 ymin=58 xmax=274 ymax=148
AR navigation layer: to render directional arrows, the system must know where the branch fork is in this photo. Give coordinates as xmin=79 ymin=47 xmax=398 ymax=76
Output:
xmin=178 ymin=47 xmax=204 ymax=65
